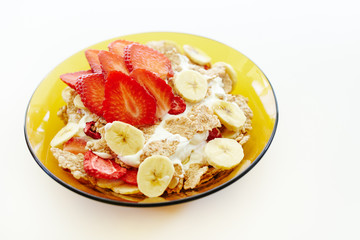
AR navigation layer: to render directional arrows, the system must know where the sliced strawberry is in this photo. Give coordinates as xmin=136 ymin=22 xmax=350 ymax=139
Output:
xmin=83 ymin=151 xmax=127 ymax=179
xmin=103 ymin=71 xmax=156 ymax=125
xmin=108 ymin=39 xmax=134 ymax=57
xmin=120 ymin=168 xmax=138 ymax=185
xmin=168 ymin=95 xmax=186 ymax=115
xmin=63 ymin=137 xmax=88 ymax=154
xmin=124 ymin=43 xmax=174 ymax=80
xmin=207 ymin=128 xmax=222 ymax=141
xmin=60 ymin=70 xmax=92 ymax=89
xmin=98 ymin=50 xmax=129 ymax=76
xmin=84 ymin=121 xmax=101 ymax=139
xmin=85 ymin=49 xmax=102 ymax=74
xmin=130 ymin=69 xmax=174 ymax=118
xmin=75 ymin=73 xmax=105 ymax=116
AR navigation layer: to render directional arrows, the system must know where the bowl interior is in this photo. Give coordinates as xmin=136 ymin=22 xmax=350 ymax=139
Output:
xmin=25 ymin=32 xmax=278 ymax=206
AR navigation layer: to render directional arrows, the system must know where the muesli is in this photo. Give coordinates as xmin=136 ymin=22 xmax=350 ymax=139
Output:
xmin=50 ymin=39 xmax=253 ymax=199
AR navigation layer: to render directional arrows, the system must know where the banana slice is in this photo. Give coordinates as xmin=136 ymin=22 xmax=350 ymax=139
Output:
xmin=104 ymin=121 xmax=144 ymax=156
xmin=204 ymin=138 xmax=244 ymax=169
xmin=96 ymin=179 xmax=123 ymax=188
xmin=96 ymin=179 xmax=140 ymax=195
xmin=174 ymin=70 xmax=207 ymax=103
xmin=140 ymin=197 xmax=167 ymax=203
xmin=112 ymin=184 xmax=140 ymax=195
xmin=221 ymin=128 xmax=239 ymax=139
xmin=50 ymin=122 xmax=79 ymax=147
xmin=183 ymin=44 xmax=211 ymax=66
xmin=212 ymin=100 xmax=246 ymax=131
xmin=213 ymin=62 xmax=238 ymax=89
xmin=137 ymin=155 xmax=175 ymax=198
xmin=73 ymin=94 xmax=87 ymax=109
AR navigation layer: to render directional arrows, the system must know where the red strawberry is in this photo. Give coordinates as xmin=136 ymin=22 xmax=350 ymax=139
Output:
xmin=85 ymin=49 xmax=102 ymax=74
xmin=60 ymin=70 xmax=92 ymax=89
xmin=168 ymin=95 xmax=186 ymax=115
xmin=108 ymin=39 xmax=134 ymax=56
xmin=83 ymin=151 xmax=127 ymax=179
xmin=98 ymin=50 xmax=129 ymax=76
xmin=130 ymin=69 xmax=174 ymax=118
xmin=124 ymin=43 xmax=174 ymax=80
xmin=63 ymin=137 xmax=88 ymax=154
xmin=103 ymin=71 xmax=157 ymax=125
xmin=207 ymin=128 xmax=222 ymax=141
xmin=75 ymin=73 xmax=105 ymax=116
xmin=120 ymin=168 xmax=138 ymax=185
xmin=84 ymin=121 xmax=101 ymax=139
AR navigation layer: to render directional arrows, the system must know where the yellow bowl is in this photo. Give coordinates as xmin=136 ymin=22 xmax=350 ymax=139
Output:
xmin=24 ymin=32 xmax=278 ymax=206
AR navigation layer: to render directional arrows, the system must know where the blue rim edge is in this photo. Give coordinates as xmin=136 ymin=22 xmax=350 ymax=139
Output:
xmin=23 ymin=32 xmax=279 ymax=208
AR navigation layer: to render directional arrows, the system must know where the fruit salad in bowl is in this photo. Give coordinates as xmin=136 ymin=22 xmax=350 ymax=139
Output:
xmin=25 ymin=32 xmax=278 ymax=206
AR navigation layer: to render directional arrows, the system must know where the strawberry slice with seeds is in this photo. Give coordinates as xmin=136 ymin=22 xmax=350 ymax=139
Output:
xmin=60 ymin=70 xmax=92 ymax=89
xmin=63 ymin=137 xmax=88 ymax=154
xmin=130 ymin=69 xmax=174 ymax=118
xmin=120 ymin=168 xmax=138 ymax=185
xmin=168 ymin=95 xmax=186 ymax=115
xmin=103 ymin=71 xmax=156 ymax=125
xmin=85 ymin=49 xmax=102 ymax=74
xmin=98 ymin=50 xmax=129 ymax=76
xmin=108 ymin=39 xmax=134 ymax=56
xmin=124 ymin=43 xmax=174 ymax=79
xmin=75 ymin=73 xmax=105 ymax=116
xmin=83 ymin=151 xmax=127 ymax=179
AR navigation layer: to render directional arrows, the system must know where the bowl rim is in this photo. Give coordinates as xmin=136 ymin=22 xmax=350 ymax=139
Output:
xmin=24 ymin=31 xmax=279 ymax=207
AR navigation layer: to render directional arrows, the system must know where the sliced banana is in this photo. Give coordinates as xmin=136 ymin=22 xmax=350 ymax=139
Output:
xmin=137 ymin=155 xmax=175 ymax=198
xmin=213 ymin=62 xmax=238 ymax=89
xmin=174 ymin=70 xmax=207 ymax=103
xmin=221 ymin=128 xmax=239 ymax=139
xmin=104 ymin=121 xmax=144 ymax=156
xmin=50 ymin=122 xmax=79 ymax=147
xmin=112 ymin=184 xmax=140 ymax=195
xmin=168 ymin=176 xmax=179 ymax=189
xmin=73 ymin=94 xmax=87 ymax=109
xmin=212 ymin=100 xmax=246 ymax=131
xmin=140 ymin=197 xmax=167 ymax=203
xmin=183 ymin=44 xmax=211 ymax=66
xmin=204 ymin=138 xmax=244 ymax=170
xmin=96 ymin=178 xmax=140 ymax=195
xmin=96 ymin=179 xmax=123 ymax=188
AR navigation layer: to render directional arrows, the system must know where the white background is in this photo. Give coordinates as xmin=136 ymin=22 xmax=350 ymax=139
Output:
xmin=1 ymin=0 xmax=360 ymax=239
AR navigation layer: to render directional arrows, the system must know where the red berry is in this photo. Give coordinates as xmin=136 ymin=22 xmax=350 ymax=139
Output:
xmin=130 ymin=68 xmax=174 ymax=118
xmin=121 ymin=168 xmax=138 ymax=185
xmin=63 ymin=137 xmax=88 ymax=154
xmin=75 ymin=73 xmax=105 ymax=116
xmin=83 ymin=151 xmax=127 ymax=180
xmin=98 ymin=50 xmax=129 ymax=76
xmin=168 ymin=95 xmax=186 ymax=115
xmin=207 ymin=128 xmax=222 ymax=141
xmin=124 ymin=43 xmax=174 ymax=80
xmin=84 ymin=121 xmax=101 ymax=139
xmin=103 ymin=71 xmax=157 ymax=125
xmin=85 ymin=49 xmax=102 ymax=74
xmin=60 ymin=70 xmax=92 ymax=89
xmin=108 ymin=39 xmax=134 ymax=57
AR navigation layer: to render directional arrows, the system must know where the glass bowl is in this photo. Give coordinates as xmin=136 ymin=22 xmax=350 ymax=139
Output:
xmin=24 ymin=32 xmax=278 ymax=207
